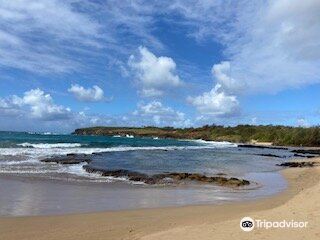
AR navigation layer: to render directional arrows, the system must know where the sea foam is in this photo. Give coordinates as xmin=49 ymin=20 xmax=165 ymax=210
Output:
xmin=3 ymin=141 xmax=237 ymax=158
xmin=17 ymin=142 xmax=83 ymax=148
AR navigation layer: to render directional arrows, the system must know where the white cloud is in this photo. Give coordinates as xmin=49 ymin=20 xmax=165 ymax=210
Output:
xmin=164 ymin=0 xmax=236 ymax=42
xmin=128 ymin=46 xmax=182 ymax=97
xmin=0 ymin=1 xmax=169 ymax=75
xmin=68 ymin=84 xmax=106 ymax=102
xmin=297 ymin=118 xmax=309 ymax=127
xmin=100 ymin=0 xmax=164 ymax=50
xmin=211 ymin=61 xmax=243 ymax=94
xmin=222 ymin=0 xmax=320 ymax=94
xmin=174 ymin=0 xmax=320 ymax=119
xmin=143 ymin=0 xmax=320 ymax=95
xmin=0 ymin=0 xmax=103 ymax=73
xmin=0 ymin=89 xmax=71 ymax=121
xmin=21 ymin=89 xmax=71 ymax=120
xmin=0 ymin=96 xmax=23 ymax=116
xmin=3 ymin=0 xmax=318 ymax=95
xmin=188 ymin=84 xmax=239 ymax=117
xmin=0 ymin=89 xmax=191 ymax=130
xmin=188 ymin=60 xmax=240 ymax=117
xmin=133 ymin=101 xmax=191 ymax=127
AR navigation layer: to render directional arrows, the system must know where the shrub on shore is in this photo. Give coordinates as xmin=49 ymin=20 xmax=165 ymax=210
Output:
xmin=73 ymin=125 xmax=320 ymax=147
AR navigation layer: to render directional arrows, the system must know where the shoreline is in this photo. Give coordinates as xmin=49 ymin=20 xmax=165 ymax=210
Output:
xmin=0 ymin=169 xmax=286 ymax=217
xmin=1 ymin=158 xmax=319 ymax=240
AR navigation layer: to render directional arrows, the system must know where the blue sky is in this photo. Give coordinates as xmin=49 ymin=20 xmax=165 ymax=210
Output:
xmin=0 ymin=0 xmax=320 ymax=132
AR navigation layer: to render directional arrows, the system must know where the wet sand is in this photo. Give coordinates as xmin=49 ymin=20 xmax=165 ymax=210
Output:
xmin=0 ymin=170 xmax=286 ymax=216
xmin=0 ymin=158 xmax=319 ymax=240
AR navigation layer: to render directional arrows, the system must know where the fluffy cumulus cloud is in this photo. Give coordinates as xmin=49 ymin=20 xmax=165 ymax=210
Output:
xmin=68 ymin=84 xmax=106 ymax=102
xmin=0 ymin=89 xmax=71 ymax=121
xmin=0 ymin=88 xmax=117 ymax=131
xmin=188 ymin=84 xmax=239 ymax=117
xmin=24 ymin=89 xmax=72 ymax=120
xmin=133 ymin=101 xmax=191 ymax=127
xmin=188 ymin=60 xmax=240 ymax=118
xmin=0 ymin=88 xmax=191 ymax=131
xmin=128 ymin=46 xmax=182 ymax=97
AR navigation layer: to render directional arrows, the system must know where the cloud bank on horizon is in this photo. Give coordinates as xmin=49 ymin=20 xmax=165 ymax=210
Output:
xmin=0 ymin=0 xmax=319 ymax=132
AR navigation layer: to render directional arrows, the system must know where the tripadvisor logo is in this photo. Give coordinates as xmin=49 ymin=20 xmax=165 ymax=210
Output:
xmin=240 ymin=217 xmax=254 ymax=232
xmin=240 ymin=217 xmax=308 ymax=232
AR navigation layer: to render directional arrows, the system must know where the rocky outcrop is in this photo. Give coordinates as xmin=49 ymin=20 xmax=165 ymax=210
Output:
xmin=276 ymin=161 xmax=318 ymax=168
xmin=41 ymin=154 xmax=92 ymax=164
xmin=83 ymin=165 xmax=250 ymax=187
xmin=238 ymin=144 xmax=288 ymax=150
xmin=293 ymin=153 xmax=317 ymax=158
xmin=291 ymin=149 xmax=320 ymax=155
xmin=255 ymin=153 xmax=287 ymax=158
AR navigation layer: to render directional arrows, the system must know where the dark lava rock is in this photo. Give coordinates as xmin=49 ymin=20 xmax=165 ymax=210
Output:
xmin=291 ymin=149 xmax=320 ymax=155
xmin=153 ymin=173 xmax=250 ymax=187
xmin=84 ymin=165 xmax=150 ymax=180
xmin=276 ymin=161 xmax=317 ymax=168
xmin=255 ymin=153 xmax=286 ymax=158
xmin=239 ymin=144 xmax=288 ymax=150
xmin=41 ymin=154 xmax=91 ymax=164
xmin=83 ymin=166 xmax=250 ymax=187
xmin=215 ymin=172 xmax=227 ymax=176
xmin=293 ymin=153 xmax=317 ymax=158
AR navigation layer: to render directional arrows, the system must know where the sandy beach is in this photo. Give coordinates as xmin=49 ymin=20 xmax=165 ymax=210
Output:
xmin=0 ymin=158 xmax=319 ymax=240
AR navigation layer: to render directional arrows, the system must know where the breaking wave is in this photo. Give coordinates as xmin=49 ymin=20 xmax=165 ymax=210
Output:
xmin=2 ymin=143 xmax=236 ymax=158
xmin=17 ymin=143 xmax=83 ymax=148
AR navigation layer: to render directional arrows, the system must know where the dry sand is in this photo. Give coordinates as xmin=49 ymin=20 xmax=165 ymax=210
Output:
xmin=1 ymin=158 xmax=319 ymax=240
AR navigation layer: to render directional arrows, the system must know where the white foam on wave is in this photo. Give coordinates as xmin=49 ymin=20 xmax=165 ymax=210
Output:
xmin=185 ymin=139 xmax=238 ymax=148
xmin=0 ymin=144 xmax=234 ymax=158
xmin=0 ymin=159 xmax=38 ymax=165
xmin=27 ymin=132 xmax=60 ymax=135
xmin=0 ymin=169 xmax=59 ymax=174
xmin=58 ymin=163 xmax=136 ymax=183
xmin=0 ymin=160 xmax=145 ymax=184
xmin=17 ymin=142 xmax=83 ymax=148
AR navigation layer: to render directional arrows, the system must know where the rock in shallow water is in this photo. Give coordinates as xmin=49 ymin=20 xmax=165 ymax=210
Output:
xmin=276 ymin=161 xmax=318 ymax=168
xmin=255 ymin=153 xmax=287 ymax=158
xmin=83 ymin=165 xmax=250 ymax=187
xmin=40 ymin=154 xmax=92 ymax=164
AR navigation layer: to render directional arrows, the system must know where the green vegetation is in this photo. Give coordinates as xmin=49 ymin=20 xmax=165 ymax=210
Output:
xmin=73 ymin=125 xmax=320 ymax=147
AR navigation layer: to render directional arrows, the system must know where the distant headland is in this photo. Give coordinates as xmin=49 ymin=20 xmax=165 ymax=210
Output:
xmin=73 ymin=125 xmax=320 ymax=147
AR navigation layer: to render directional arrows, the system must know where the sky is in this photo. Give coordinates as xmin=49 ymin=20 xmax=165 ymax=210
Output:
xmin=0 ymin=0 xmax=320 ymax=132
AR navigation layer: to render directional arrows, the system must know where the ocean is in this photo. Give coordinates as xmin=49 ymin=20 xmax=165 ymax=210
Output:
xmin=0 ymin=131 xmax=293 ymax=216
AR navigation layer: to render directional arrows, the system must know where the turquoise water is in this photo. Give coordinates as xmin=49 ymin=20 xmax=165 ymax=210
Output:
xmin=0 ymin=131 xmax=199 ymax=148
xmin=0 ymin=131 xmax=293 ymax=180
xmin=0 ymin=131 xmax=293 ymax=215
